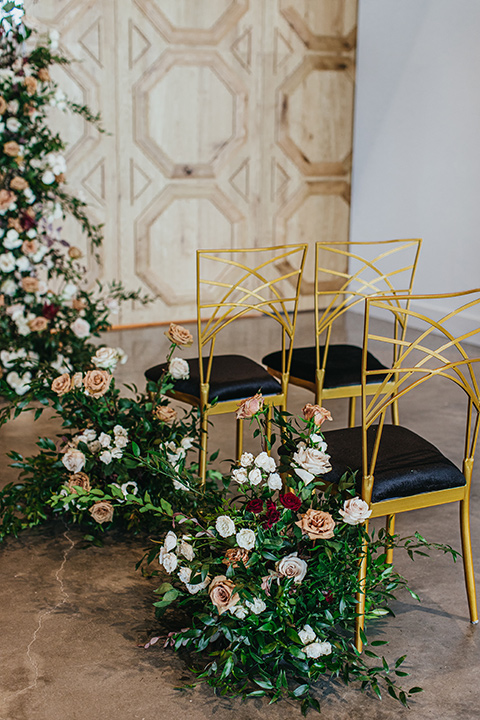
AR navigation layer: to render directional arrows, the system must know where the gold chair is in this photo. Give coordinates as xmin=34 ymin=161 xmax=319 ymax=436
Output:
xmin=263 ymin=239 xmax=422 ymax=426
xmin=322 ymin=290 xmax=480 ymax=651
xmin=145 ymin=244 xmax=308 ymax=484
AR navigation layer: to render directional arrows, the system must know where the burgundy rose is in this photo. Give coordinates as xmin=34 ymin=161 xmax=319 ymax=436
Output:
xmin=246 ymin=498 xmax=264 ymax=514
xmin=279 ymin=492 xmax=302 ymax=511
xmin=22 ymin=211 xmax=37 ymax=230
xmin=42 ymin=302 xmax=60 ymax=320
xmin=263 ymin=505 xmax=280 ymax=528
xmin=324 ymin=590 xmax=334 ymax=604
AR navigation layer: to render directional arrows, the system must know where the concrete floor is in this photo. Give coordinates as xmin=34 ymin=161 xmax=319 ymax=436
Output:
xmin=1 ymin=311 xmax=479 ymax=720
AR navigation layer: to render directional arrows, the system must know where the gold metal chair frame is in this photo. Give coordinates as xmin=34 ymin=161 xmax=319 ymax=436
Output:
xmin=268 ymin=239 xmax=422 ymax=426
xmin=171 ymin=244 xmax=307 ymax=484
xmin=355 ymin=290 xmax=480 ymax=651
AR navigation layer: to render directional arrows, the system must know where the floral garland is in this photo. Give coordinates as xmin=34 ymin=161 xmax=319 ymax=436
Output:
xmin=0 ymin=19 xmax=151 ymax=402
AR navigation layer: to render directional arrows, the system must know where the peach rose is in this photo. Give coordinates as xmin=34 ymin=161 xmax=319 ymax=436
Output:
xmin=68 ymin=246 xmax=83 ymax=259
xmin=67 ymin=472 xmax=91 ymax=494
xmin=0 ymin=96 xmax=6 ymax=114
xmin=222 ymin=547 xmax=249 ymax=568
xmin=37 ymin=68 xmax=51 ymax=82
xmin=72 ymin=298 xmax=86 ymax=311
xmin=24 ymin=76 xmax=37 ymax=95
xmin=28 ymin=316 xmax=48 ymax=332
xmin=8 ymin=217 xmax=23 ymax=232
xmin=295 ymin=509 xmax=336 ymax=540
xmin=51 ymin=373 xmax=72 ymax=395
xmin=208 ymin=575 xmax=240 ymax=615
xmin=236 ymin=392 xmax=264 ymax=419
xmin=21 ymin=277 xmax=39 ymax=293
xmin=0 ymin=189 xmax=15 ymax=210
xmin=4 ymin=141 xmax=20 ymax=157
xmin=153 ymin=405 xmax=177 ymax=423
xmin=302 ymin=404 xmax=333 ymax=426
xmin=83 ymin=369 xmax=111 ymax=398
xmin=55 ymin=173 xmax=66 ymax=184
xmin=10 ymin=176 xmax=28 ymax=191
xmin=165 ymin=322 xmax=194 ymax=347
xmin=89 ymin=500 xmax=114 ymax=524
xmin=22 ymin=239 xmax=38 ymax=255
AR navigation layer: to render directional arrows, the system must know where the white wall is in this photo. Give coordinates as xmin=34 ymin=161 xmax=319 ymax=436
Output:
xmin=350 ymin=0 xmax=480 ymax=339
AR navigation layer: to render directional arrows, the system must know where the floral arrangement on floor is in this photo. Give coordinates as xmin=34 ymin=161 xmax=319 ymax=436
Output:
xmin=0 ymin=16 xmax=150 ymax=403
xmin=102 ymin=397 xmax=457 ymax=714
xmin=0 ymin=324 xmax=219 ymax=541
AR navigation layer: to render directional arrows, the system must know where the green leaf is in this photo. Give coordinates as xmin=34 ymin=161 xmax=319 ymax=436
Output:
xmin=293 ymin=684 xmax=309 ymax=697
xmin=131 ymin=441 xmax=141 ymax=457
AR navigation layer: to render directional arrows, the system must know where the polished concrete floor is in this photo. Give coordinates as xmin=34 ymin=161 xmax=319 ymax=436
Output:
xmin=1 ymin=312 xmax=479 ymax=720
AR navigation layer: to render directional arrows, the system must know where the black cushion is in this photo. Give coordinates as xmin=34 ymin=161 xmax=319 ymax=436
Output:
xmin=145 ymin=354 xmax=281 ymax=403
xmin=262 ymin=344 xmax=388 ymax=388
xmin=322 ymin=425 xmax=466 ymax=503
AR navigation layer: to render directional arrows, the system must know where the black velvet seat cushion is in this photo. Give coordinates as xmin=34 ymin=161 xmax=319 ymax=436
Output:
xmin=145 ymin=354 xmax=281 ymax=403
xmin=262 ymin=344 xmax=388 ymax=388
xmin=322 ymin=425 xmax=466 ymax=503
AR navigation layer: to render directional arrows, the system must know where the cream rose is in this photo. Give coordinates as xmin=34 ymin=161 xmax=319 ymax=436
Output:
xmin=245 ymin=597 xmax=266 ymax=615
xmin=83 ymin=369 xmax=111 ymax=398
xmin=71 ymin=317 xmax=90 ymax=338
xmin=293 ymin=443 xmax=331 ymax=484
xmin=231 ymin=467 xmax=248 ymax=484
xmin=298 ymin=625 xmax=316 ymax=645
xmin=303 ymin=640 xmax=332 ymax=658
xmin=302 ymin=404 xmax=333 ymax=426
xmin=51 ymin=373 xmax=71 ymax=395
xmin=339 ymin=497 xmax=372 ymax=525
xmin=240 ymin=452 xmax=254 ymax=467
xmin=236 ymin=528 xmax=256 ymax=550
xmin=236 ymin=392 xmax=263 ymax=419
xmin=296 ymin=509 xmax=335 ymax=541
xmin=215 ymin=515 xmax=236 ymax=538
xmin=62 ymin=448 xmax=85 ymax=473
xmin=209 ymin=575 xmax=239 ymax=615
xmin=165 ymin=322 xmax=194 ymax=348
xmin=169 ymin=357 xmax=189 ymax=380
xmin=89 ymin=500 xmax=114 ymax=524
xmin=164 ymin=530 xmax=177 ymax=552
xmin=92 ymin=347 xmax=119 ymax=370
xmin=28 ymin=316 xmax=48 ymax=332
xmin=276 ymin=552 xmax=307 ymax=584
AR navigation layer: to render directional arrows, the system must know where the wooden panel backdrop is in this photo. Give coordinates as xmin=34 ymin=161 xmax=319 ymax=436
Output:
xmin=25 ymin=0 xmax=358 ymax=325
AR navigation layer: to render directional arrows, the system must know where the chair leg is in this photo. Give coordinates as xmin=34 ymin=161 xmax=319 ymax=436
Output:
xmin=348 ymin=396 xmax=356 ymax=427
xmin=391 ymin=398 xmax=400 ymax=425
xmin=385 ymin=514 xmax=395 ymax=564
xmin=460 ymin=498 xmax=478 ymax=623
xmin=355 ymin=526 xmax=369 ymax=653
xmin=236 ymin=417 xmax=243 ymax=460
xmin=199 ymin=411 xmax=209 ymax=488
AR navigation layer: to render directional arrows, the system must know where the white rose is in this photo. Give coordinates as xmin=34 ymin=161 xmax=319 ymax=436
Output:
xmin=5 ymin=370 xmax=31 ymax=395
xmin=42 ymin=170 xmax=56 ymax=185
xmin=310 ymin=434 xmax=328 ymax=452
xmin=7 ymin=99 xmax=18 ymax=113
xmin=71 ymin=317 xmax=90 ymax=338
xmin=179 ymin=540 xmax=195 ymax=561
xmin=83 ymin=429 xmax=97 ymax=443
xmin=115 ymin=346 xmax=127 ymax=364
xmin=293 ymin=443 xmax=331 ymax=484
xmin=164 ymin=530 xmax=177 ymax=553
xmin=92 ymin=346 xmax=118 ymax=370
xmin=180 ymin=436 xmax=194 ymax=450
xmin=230 ymin=604 xmax=248 ymax=619
xmin=185 ymin=575 xmax=210 ymax=594
xmin=16 ymin=256 xmax=31 ymax=272
xmin=298 ymin=624 xmax=316 ymax=645
xmin=110 ymin=447 xmax=123 ymax=459
xmin=62 ymin=449 xmax=85 ymax=473
xmin=255 ymin=451 xmax=276 ymax=473
xmin=159 ymin=549 xmax=178 ymax=574
xmin=178 ymin=566 xmax=192 ymax=584
xmin=276 ymin=552 xmax=307 ymax=584
xmin=169 ymin=357 xmax=189 ymax=380
xmin=245 ymin=597 xmax=266 ymax=615
xmin=99 ymin=450 xmax=112 ymax=465
xmin=240 ymin=452 xmax=254 ymax=467
xmin=121 ymin=481 xmax=138 ymax=497
xmin=4 ymin=229 xmax=22 ymax=249
xmin=215 ymin=515 xmax=235 ymax=538
xmin=114 ymin=435 xmax=128 ymax=449
xmin=267 ymin=472 xmax=282 ymax=491
xmin=98 ymin=432 xmax=111 ymax=448
xmin=113 ymin=424 xmax=128 ymax=438
xmin=0 ymin=252 xmax=16 ymax=273
xmin=6 ymin=117 xmax=20 ymax=132
xmin=61 ymin=282 xmax=78 ymax=301
xmin=1 ymin=278 xmax=16 ymax=295
xmin=231 ymin=467 xmax=248 ymax=484
xmin=303 ymin=640 xmax=332 ymax=659
xmin=236 ymin=528 xmax=256 ymax=550
xmin=248 ymin=467 xmax=263 ymax=486
xmin=339 ymin=497 xmax=372 ymax=525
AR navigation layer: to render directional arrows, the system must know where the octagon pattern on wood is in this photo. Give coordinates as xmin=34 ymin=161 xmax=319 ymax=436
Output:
xmin=135 ymin=185 xmax=245 ymax=305
xmin=134 ymin=49 xmax=247 ymax=179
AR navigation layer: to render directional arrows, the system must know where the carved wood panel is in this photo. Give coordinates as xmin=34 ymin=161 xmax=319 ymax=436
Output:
xmin=26 ymin=0 xmax=357 ymax=323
